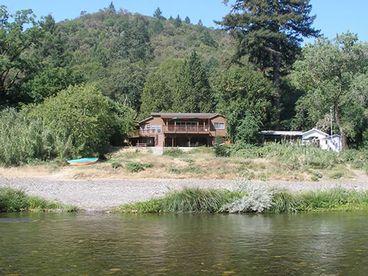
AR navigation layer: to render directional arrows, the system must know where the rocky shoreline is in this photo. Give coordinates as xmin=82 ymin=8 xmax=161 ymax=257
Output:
xmin=1 ymin=176 xmax=367 ymax=211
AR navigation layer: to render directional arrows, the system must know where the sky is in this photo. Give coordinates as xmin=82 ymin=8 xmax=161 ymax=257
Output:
xmin=2 ymin=0 xmax=368 ymax=42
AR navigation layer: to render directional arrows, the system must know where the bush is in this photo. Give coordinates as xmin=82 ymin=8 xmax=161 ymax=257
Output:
xmin=213 ymin=139 xmax=230 ymax=157
xmin=126 ymin=162 xmax=152 ymax=173
xmin=28 ymin=84 xmax=133 ymax=158
xmin=163 ymin=148 xmax=184 ymax=157
xmin=220 ymin=182 xmax=272 ymax=213
xmin=0 ymin=109 xmax=55 ymax=166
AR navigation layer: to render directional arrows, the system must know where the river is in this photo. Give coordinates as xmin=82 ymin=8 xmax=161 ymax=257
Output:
xmin=0 ymin=212 xmax=367 ymax=275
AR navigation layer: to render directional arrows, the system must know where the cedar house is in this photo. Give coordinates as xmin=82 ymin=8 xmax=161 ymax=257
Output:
xmin=129 ymin=113 xmax=227 ymax=148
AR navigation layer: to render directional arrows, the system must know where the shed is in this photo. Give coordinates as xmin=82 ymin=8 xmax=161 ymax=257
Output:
xmin=302 ymin=128 xmax=342 ymax=152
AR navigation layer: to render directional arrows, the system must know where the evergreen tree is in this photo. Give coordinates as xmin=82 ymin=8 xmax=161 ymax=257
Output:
xmin=184 ymin=16 xmax=191 ymax=24
xmin=218 ymin=0 xmax=320 ymax=120
xmin=153 ymin=7 xmax=165 ymax=20
xmin=174 ymin=15 xmax=182 ymax=27
xmin=107 ymin=2 xmax=116 ymax=13
xmin=198 ymin=19 xmax=203 ymax=26
xmin=174 ymin=51 xmax=213 ymax=112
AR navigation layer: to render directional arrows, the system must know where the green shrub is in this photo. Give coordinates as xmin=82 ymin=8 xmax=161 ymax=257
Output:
xmin=163 ymin=148 xmax=184 ymax=157
xmin=213 ymin=142 xmax=230 ymax=157
xmin=126 ymin=162 xmax=152 ymax=173
xmin=111 ymin=162 xmax=122 ymax=169
xmin=28 ymin=84 xmax=133 ymax=158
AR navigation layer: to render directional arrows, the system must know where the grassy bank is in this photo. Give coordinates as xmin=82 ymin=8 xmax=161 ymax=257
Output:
xmin=117 ymin=186 xmax=368 ymax=214
xmin=0 ymin=188 xmax=77 ymax=213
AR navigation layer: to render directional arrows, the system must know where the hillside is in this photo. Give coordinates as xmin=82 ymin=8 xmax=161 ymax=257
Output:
xmin=54 ymin=9 xmax=235 ymax=110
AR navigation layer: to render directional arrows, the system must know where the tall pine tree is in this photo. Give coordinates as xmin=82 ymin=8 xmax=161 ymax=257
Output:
xmin=174 ymin=51 xmax=213 ymax=113
xmin=218 ymin=0 xmax=319 ymax=121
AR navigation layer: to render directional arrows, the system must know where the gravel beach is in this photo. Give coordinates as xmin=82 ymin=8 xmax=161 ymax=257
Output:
xmin=1 ymin=176 xmax=368 ymax=211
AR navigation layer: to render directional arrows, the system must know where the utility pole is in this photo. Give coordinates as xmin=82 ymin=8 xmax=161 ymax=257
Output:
xmin=330 ymin=106 xmax=333 ymax=136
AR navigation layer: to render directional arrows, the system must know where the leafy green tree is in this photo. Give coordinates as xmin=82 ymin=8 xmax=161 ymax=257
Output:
xmin=95 ymin=61 xmax=147 ymax=111
xmin=218 ymin=0 xmax=320 ymax=117
xmin=291 ymin=33 xmax=368 ymax=149
xmin=0 ymin=6 xmax=44 ymax=106
xmin=28 ymin=84 xmax=131 ymax=157
xmin=174 ymin=51 xmax=213 ymax=112
xmin=215 ymin=65 xmax=276 ymax=143
xmin=140 ymin=59 xmax=183 ymax=118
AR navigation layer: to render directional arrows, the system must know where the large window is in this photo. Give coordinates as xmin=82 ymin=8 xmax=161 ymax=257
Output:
xmin=214 ymin=122 xmax=225 ymax=130
xmin=140 ymin=124 xmax=161 ymax=133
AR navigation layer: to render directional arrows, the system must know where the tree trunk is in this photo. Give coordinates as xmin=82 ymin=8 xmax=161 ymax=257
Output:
xmin=335 ymin=106 xmax=348 ymax=150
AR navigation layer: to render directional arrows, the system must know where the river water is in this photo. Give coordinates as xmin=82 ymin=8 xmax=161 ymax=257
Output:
xmin=0 ymin=212 xmax=367 ymax=275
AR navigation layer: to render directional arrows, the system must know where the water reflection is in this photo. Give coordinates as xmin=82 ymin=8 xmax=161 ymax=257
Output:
xmin=0 ymin=212 xmax=368 ymax=275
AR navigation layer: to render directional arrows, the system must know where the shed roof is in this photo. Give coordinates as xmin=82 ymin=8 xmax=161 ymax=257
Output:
xmin=260 ymin=130 xmax=303 ymax=136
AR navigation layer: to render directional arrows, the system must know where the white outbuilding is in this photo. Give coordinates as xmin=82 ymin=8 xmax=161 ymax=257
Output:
xmin=302 ymin=128 xmax=342 ymax=152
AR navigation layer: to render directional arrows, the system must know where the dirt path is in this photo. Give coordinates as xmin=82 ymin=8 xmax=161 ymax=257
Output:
xmin=1 ymin=176 xmax=367 ymax=211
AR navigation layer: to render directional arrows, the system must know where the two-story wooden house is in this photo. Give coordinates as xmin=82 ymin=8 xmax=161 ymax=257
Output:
xmin=129 ymin=113 xmax=227 ymax=147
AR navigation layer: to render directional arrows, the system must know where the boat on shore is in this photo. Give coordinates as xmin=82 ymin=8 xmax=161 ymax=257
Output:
xmin=67 ymin=158 xmax=98 ymax=166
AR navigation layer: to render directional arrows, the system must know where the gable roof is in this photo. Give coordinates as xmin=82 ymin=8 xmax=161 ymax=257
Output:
xmin=302 ymin=128 xmax=329 ymax=137
xmin=139 ymin=113 xmax=223 ymax=123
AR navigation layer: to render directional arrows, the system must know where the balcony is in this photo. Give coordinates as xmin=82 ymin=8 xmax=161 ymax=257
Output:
xmin=164 ymin=124 xmax=210 ymax=133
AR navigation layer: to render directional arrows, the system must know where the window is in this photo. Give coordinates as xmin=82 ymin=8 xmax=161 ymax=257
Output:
xmin=214 ymin=122 xmax=225 ymax=130
xmin=140 ymin=124 xmax=161 ymax=133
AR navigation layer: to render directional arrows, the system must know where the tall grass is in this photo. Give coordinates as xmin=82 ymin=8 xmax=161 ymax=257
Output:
xmin=118 ymin=186 xmax=368 ymax=214
xmin=0 ymin=109 xmax=56 ymax=166
xmin=118 ymin=188 xmax=242 ymax=213
xmin=230 ymin=143 xmax=368 ymax=171
xmin=0 ymin=188 xmax=76 ymax=212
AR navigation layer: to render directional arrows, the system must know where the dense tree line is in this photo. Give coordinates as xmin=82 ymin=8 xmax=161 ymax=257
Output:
xmin=0 ymin=0 xmax=367 ymax=164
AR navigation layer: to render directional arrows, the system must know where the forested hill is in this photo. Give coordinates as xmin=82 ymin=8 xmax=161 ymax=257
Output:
xmin=19 ymin=7 xmax=235 ymax=111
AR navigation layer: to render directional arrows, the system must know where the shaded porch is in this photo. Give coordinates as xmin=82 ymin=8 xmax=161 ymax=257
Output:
xmin=164 ymin=134 xmax=212 ymax=147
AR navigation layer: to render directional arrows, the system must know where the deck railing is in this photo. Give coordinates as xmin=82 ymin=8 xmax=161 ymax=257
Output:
xmin=165 ymin=125 xmax=209 ymax=133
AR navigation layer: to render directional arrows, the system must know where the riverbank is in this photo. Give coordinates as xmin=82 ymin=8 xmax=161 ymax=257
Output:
xmin=119 ymin=187 xmax=368 ymax=214
xmin=2 ymin=176 xmax=368 ymax=211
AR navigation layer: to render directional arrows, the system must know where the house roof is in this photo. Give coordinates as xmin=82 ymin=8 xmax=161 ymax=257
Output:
xmin=151 ymin=112 xmax=221 ymax=119
xmin=139 ymin=112 xmax=222 ymax=123
xmin=302 ymin=128 xmax=329 ymax=137
xmin=260 ymin=130 xmax=303 ymax=136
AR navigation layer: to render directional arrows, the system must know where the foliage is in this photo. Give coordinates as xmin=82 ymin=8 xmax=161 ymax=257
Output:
xmin=291 ymin=33 xmax=368 ymax=148
xmin=0 ymin=188 xmax=76 ymax=212
xmin=215 ymin=65 xmax=276 ymax=142
xmin=221 ymin=181 xmax=273 ymax=213
xmin=163 ymin=148 xmax=184 ymax=157
xmin=140 ymin=59 xmax=182 ymax=117
xmin=213 ymin=138 xmax=230 ymax=157
xmin=0 ymin=6 xmax=45 ymax=106
xmin=0 ymin=109 xmax=55 ymax=166
xmin=126 ymin=162 xmax=152 ymax=173
xmin=174 ymin=51 xmax=214 ymax=112
xmin=28 ymin=84 xmax=129 ymax=158
xmin=218 ymin=0 xmax=319 ymax=89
